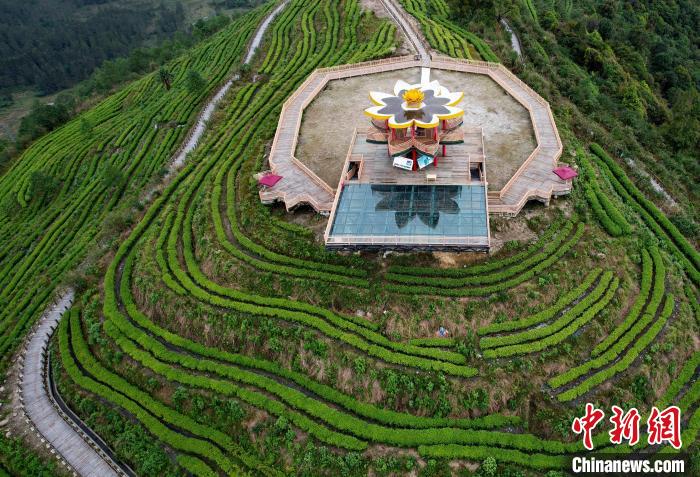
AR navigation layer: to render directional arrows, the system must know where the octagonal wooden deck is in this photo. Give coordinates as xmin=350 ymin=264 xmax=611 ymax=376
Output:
xmin=260 ymin=54 xmax=569 ymax=216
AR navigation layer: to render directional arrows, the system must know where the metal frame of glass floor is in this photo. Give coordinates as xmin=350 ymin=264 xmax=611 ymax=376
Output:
xmin=324 ymin=183 xmax=490 ymax=251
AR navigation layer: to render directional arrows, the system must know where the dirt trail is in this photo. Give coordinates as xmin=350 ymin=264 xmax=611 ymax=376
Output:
xmin=500 ymin=19 xmax=522 ymax=58
xmin=379 ymin=0 xmax=430 ymax=62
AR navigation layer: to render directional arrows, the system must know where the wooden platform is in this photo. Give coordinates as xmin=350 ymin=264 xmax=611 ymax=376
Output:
xmin=428 ymin=56 xmax=570 ymax=214
xmin=262 ymin=56 xmax=421 ymax=213
xmin=349 ymin=128 xmax=483 ymax=186
xmin=262 ymin=55 xmax=567 ymax=216
xmin=323 ymin=124 xmax=491 ymax=250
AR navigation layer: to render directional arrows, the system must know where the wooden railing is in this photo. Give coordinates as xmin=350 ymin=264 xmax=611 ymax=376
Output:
xmin=268 ymin=52 xmax=564 ymax=215
xmin=430 ymin=53 xmax=500 ymax=69
xmin=260 ymin=186 xmax=333 ymax=214
xmin=318 ymin=55 xmax=418 ymax=74
xmin=430 ymin=54 xmax=562 ymax=201
xmin=325 ymin=234 xmax=490 ymax=246
xmin=323 ymin=129 xmax=361 ymax=242
xmin=490 ymin=176 xmax=572 ymax=215
xmin=490 ymin=185 xmax=555 ymax=216
xmin=497 ymin=102 xmax=562 ymax=200
xmin=480 ymin=128 xmax=488 ymax=184
xmin=291 ymin=156 xmax=335 ymax=196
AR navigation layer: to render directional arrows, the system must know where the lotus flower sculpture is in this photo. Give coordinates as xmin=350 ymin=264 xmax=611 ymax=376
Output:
xmin=365 ymin=80 xmax=464 ymax=129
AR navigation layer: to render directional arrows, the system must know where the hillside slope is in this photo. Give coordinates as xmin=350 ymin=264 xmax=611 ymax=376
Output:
xmin=1 ymin=0 xmax=698 ymax=476
xmin=0 ymin=2 xmax=274 ymax=368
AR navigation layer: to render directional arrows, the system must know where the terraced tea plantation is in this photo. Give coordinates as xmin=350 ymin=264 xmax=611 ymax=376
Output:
xmin=1 ymin=0 xmax=699 ymax=476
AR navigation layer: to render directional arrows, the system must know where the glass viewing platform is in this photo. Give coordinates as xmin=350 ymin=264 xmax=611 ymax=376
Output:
xmin=326 ymin=183 xmax=489 ymax=251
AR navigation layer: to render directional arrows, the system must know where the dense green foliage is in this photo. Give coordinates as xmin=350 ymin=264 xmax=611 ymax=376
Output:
xmin=0 ymin=4 xmax=271 ymax=367
xmin=0 ymin=0 xmax=248 ymax=96
xmin=591 ymin=143 xmax=700 ymax=284
xmin=3 ymin=9 xmax=242 ymax=162
xmin=477 ymin=268 xmax=602 ymax=335
xmin=480 ymin=271 xmax=615 ymax=350
xmin=0 ymin=436 xmax=63 ymax=477
xmin=53 ymin=339 xmax=183 ymax=477
xmin=578 ymin=147 xmax=632 ymax=237
xmin=399 ymin=0 xmax=499 ymax=61
xmin=450 ymin=0 xmax=699 ymax=220
xmin=549 ymin=247 xmax=667 ymax=390
xmin=483 ymin=274 xmax=619 ymax=358
xmin=0 ymin=0 xmax=189 ymax=93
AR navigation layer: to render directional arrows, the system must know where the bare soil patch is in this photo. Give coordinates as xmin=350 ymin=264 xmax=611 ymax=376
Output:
xmin=296 ymin=68 xmax=536 ymax=191
xmin=430 ymin=69 xmax=536 ymax=190
xmin=295 ymin=68 xmax=421 ymax=187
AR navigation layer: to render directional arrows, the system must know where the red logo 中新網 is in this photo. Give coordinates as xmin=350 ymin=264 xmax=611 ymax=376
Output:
xmin=573 ymin=404 xmax=682 ymax=450
xmin=572 ymin=403 xmax=605 ymax=450
xmin=647 ymin=405 xmax=682 ymax=449
xmin=609 ymin=405 xmax=640 ymax=446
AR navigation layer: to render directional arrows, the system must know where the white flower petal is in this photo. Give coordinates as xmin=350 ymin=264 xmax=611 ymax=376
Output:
xmin=421 ymin=80 xmax=442 ymax=94
xmin=393 ymin=80 xmax=412 ymax=96
xmin=364 ymin=105 xmax=392 ymax=120
xmin=369 ymin=91 xmax=393 ymax=106
xmin=442 ymin=91 xmax=464 ymax=106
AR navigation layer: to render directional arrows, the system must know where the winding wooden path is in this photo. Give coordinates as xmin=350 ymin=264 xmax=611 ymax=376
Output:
xmin=18 ymin=291 xmax=122 ymax=477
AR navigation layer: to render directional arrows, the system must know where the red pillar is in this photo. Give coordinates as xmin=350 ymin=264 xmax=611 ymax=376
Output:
xmin=434 ymin=127 xmax=439 ymax=167
xmin=388 ymin=127 xmax=394 ymax=156
xmin=411 ymin=124 xmax=417 ymax=170
xmin=442 ymin=120 xmax=447 ymax=158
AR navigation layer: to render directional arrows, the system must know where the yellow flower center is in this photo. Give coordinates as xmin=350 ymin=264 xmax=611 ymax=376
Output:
xmin=402 ymin=88 xmax=424 ymax=104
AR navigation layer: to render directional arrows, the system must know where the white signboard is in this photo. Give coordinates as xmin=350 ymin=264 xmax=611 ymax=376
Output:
xmin=392 ymin=156 xmax=414 ymax=171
